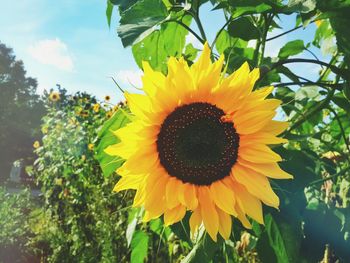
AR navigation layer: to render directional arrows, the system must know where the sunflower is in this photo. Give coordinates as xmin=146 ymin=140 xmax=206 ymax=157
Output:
xmin=49 ymin=91 xmax=60 ymax=102
xmin=106 ymin=111 xmax=113 ymax=119
xmin=33 ymin=141 xmax=40 ymax=149
xmin=88 ymin=143 xmax=94 ymax=151
xmin=93 ymin=103 xmax=100 ymax=113
xmin=105 ymin=43 xmax=292 ymax=241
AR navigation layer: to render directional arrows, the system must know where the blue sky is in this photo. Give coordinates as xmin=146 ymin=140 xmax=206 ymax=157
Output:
xmin=0 ymin=0 xmax=323 ymax=103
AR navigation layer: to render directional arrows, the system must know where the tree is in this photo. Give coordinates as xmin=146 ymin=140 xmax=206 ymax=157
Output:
xmin=0 ymin=41 xmax=45 ymax=183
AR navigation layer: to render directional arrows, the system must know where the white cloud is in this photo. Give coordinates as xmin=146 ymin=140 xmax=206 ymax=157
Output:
xmin=28 ymin=38 xmax=73 ymax=71
xmin=115 ymin=69 xmax=143 ymax=89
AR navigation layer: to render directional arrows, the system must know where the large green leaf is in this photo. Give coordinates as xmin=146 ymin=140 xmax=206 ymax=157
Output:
xmin=259 ymin=214 xmax=290 ymax=263
xmin=117 ymin=0 xmax=168 ymax=47
xmin=278 ymin=40 xmax=305 ymax=59
xmin=96 ymin=109 xmax=131 ymax=177
xmin=228 ymin=17 xmax=260 ymax=41
xmin=215 ymin=30 xmax=247 ymax=54
xmin=132 ymin=16 xmax=191 ymax=73
xmin=130 ymin=231 xmax=149 ymax=263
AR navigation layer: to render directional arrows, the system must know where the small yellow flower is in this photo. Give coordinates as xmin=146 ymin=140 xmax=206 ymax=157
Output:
xmin=93 ymin=103 xmax=100 ymax=113
xmin=81 ymin=155 xmax=86 ymax=161
xmin=106 ymin=111 xmax=113 ymax=119
xmin=33 ymin=141 xmax=40 ymax=149
xmin=315 ymin=20 xmax=322 ymax=27
xmin=41 ymin=126 xmax=48 ymax=134
xmin=105 ymin=95 xmax=111 ymax=101
xmin=55 ymin=178 xmax=63 ymax=186
xmin=49 ymin=92 xmax=60 ymax=102
xmin=88 ymin=143 xmax=94 ymax=151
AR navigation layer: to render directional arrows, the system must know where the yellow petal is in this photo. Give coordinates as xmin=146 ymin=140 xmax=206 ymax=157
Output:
xmin=113 ymin=175 xmax=144 ymax=192
xmin=210 ymin=180 xmax=236 ymax=215
xmin=198 ymin=187 xmax=219 ymax=241
xmin=133 ymin=184 xmax=146 ymax=207
xmin=183 ymin=184 xmax=198 ymax=210
xmin=141 ymin=61 xmax=166 ymax=97
xmin=144 ymin=173 xmax=168 ymax=218
xmin=234 ymin=111 xmax=276 ymax=135
xmin=105 ymin=142 xmax=136 ymax=159
xmin=232 ymin=164 xmax=280 ymax=208
xmin=261 ymin=120 xmax=289 ymax=135
xmin=239 ymin=144 xmax=282 ymax=163
xmin=166 ymin=178 xmax=181 ymax=209
xmin=164 ymin=205 xmax=186 ymax=226
xmin=233 ymin=182 xmax=264 ymax=224
xmin=189 ymin=207 xmax=202 ymax=236
xmin=238 ymin=158 xmax=293 ymax=179
xmin=124 ymin=92 xmax=152 ymax=120
xmin=217 ymin=208 xmax=232 ymax=240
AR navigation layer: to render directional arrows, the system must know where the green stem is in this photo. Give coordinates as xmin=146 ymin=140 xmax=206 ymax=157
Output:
xmin=193 ymin=14 xmax=207 ymax=41
xmin=262 ymin=58 xmax=348 ymax=81
xmin=308 ymin=168 xmax=348 ymax=186
xmin=165 ymin=20 xmax=205 ymax=44
xmin=274 ymin=81 xmax=343 ymax=90
xmin=211 ymin=16 xmax=232 ymax=49
xmin=259 ymin=14 xmax=272 ymax=65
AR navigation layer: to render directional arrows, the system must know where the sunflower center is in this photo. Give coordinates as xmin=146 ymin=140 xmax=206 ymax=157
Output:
xmin=157 ymin=102 xmax=239 ymax=185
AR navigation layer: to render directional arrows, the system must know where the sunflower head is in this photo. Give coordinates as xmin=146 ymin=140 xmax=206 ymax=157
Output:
xmin=49 ymin=92 xmax=60 ymax=102
xmin=106 ymin=111 xmax=113 ymax=119
xmin=93 ymin=103 xmax=100 ymax=113
xmin=33 ymin=141 xmax=40 ymax=149
xmin=105 ymin=43 xmax=292 ymax=241
xmin=41 ymin=126 xmax=48 ymax=134
xmin=88 ymin=143 xmax=94 ymax=151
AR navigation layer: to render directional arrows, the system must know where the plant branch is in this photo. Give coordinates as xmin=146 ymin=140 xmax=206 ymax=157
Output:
xmin=265 ymin=22 xmax=314 ymax=42
xmin=286 ymin=88 xmax=335 ymax=133
xmin=274 ymin=81 xmax=343 ymax=90
xmin=264 ymin=58 xmax=348 ymax=81
xmin=166 ymin=20 xmax=205 ymax=44
xmin=211 ymin=16 xmax=232 ymax=49
xmin=192 ymin=5 xmax=207 ymax=41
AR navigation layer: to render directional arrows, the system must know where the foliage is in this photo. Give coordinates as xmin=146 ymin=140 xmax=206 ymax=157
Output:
xmin=32 ymin=91 xmax=132 ymax=262
xmin=0 ymin=42 xmax=45 ymax=182
xmin=101 ymin=0 xmax=350 ymax=262
xmin=0 ymin=187 xmax=37 ymax=262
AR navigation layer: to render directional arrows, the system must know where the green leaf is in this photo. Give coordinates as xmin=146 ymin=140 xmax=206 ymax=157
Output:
xmin=184 ymin=43 xmax=199 ymax=63
xmin=181 ymin=229 xmax=222 ymax=263
xmin=228 ymin=17 xmax=260 ymax=41
xmin=130 ymin=231 xmax=149 ymax=263
xmin=96 ymin=109 xmax=131 ymax=177
xmin=278 ymin=40 xmax=305 ymax=59
xmin=106 ymin=0 xmax=114 ymax=28
xmin=215 ymin=30 xmax=247 ymax=54
xmin=287 ymin=0 xmax=316 ymax=13
xmin=132 ymin=16 xmax=191 ymax=73
xmin=263 ymin=214 xmax=289 ymax=263
xmin=110 ymin=0 xmax=138 ymax=11
xmin=126 ymin=208 xmax=140 ymax=247
xmin=332 ymin=93 xmax=350 ymax=113
xmin=117 ymin=0 xmax=168 ymax=47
